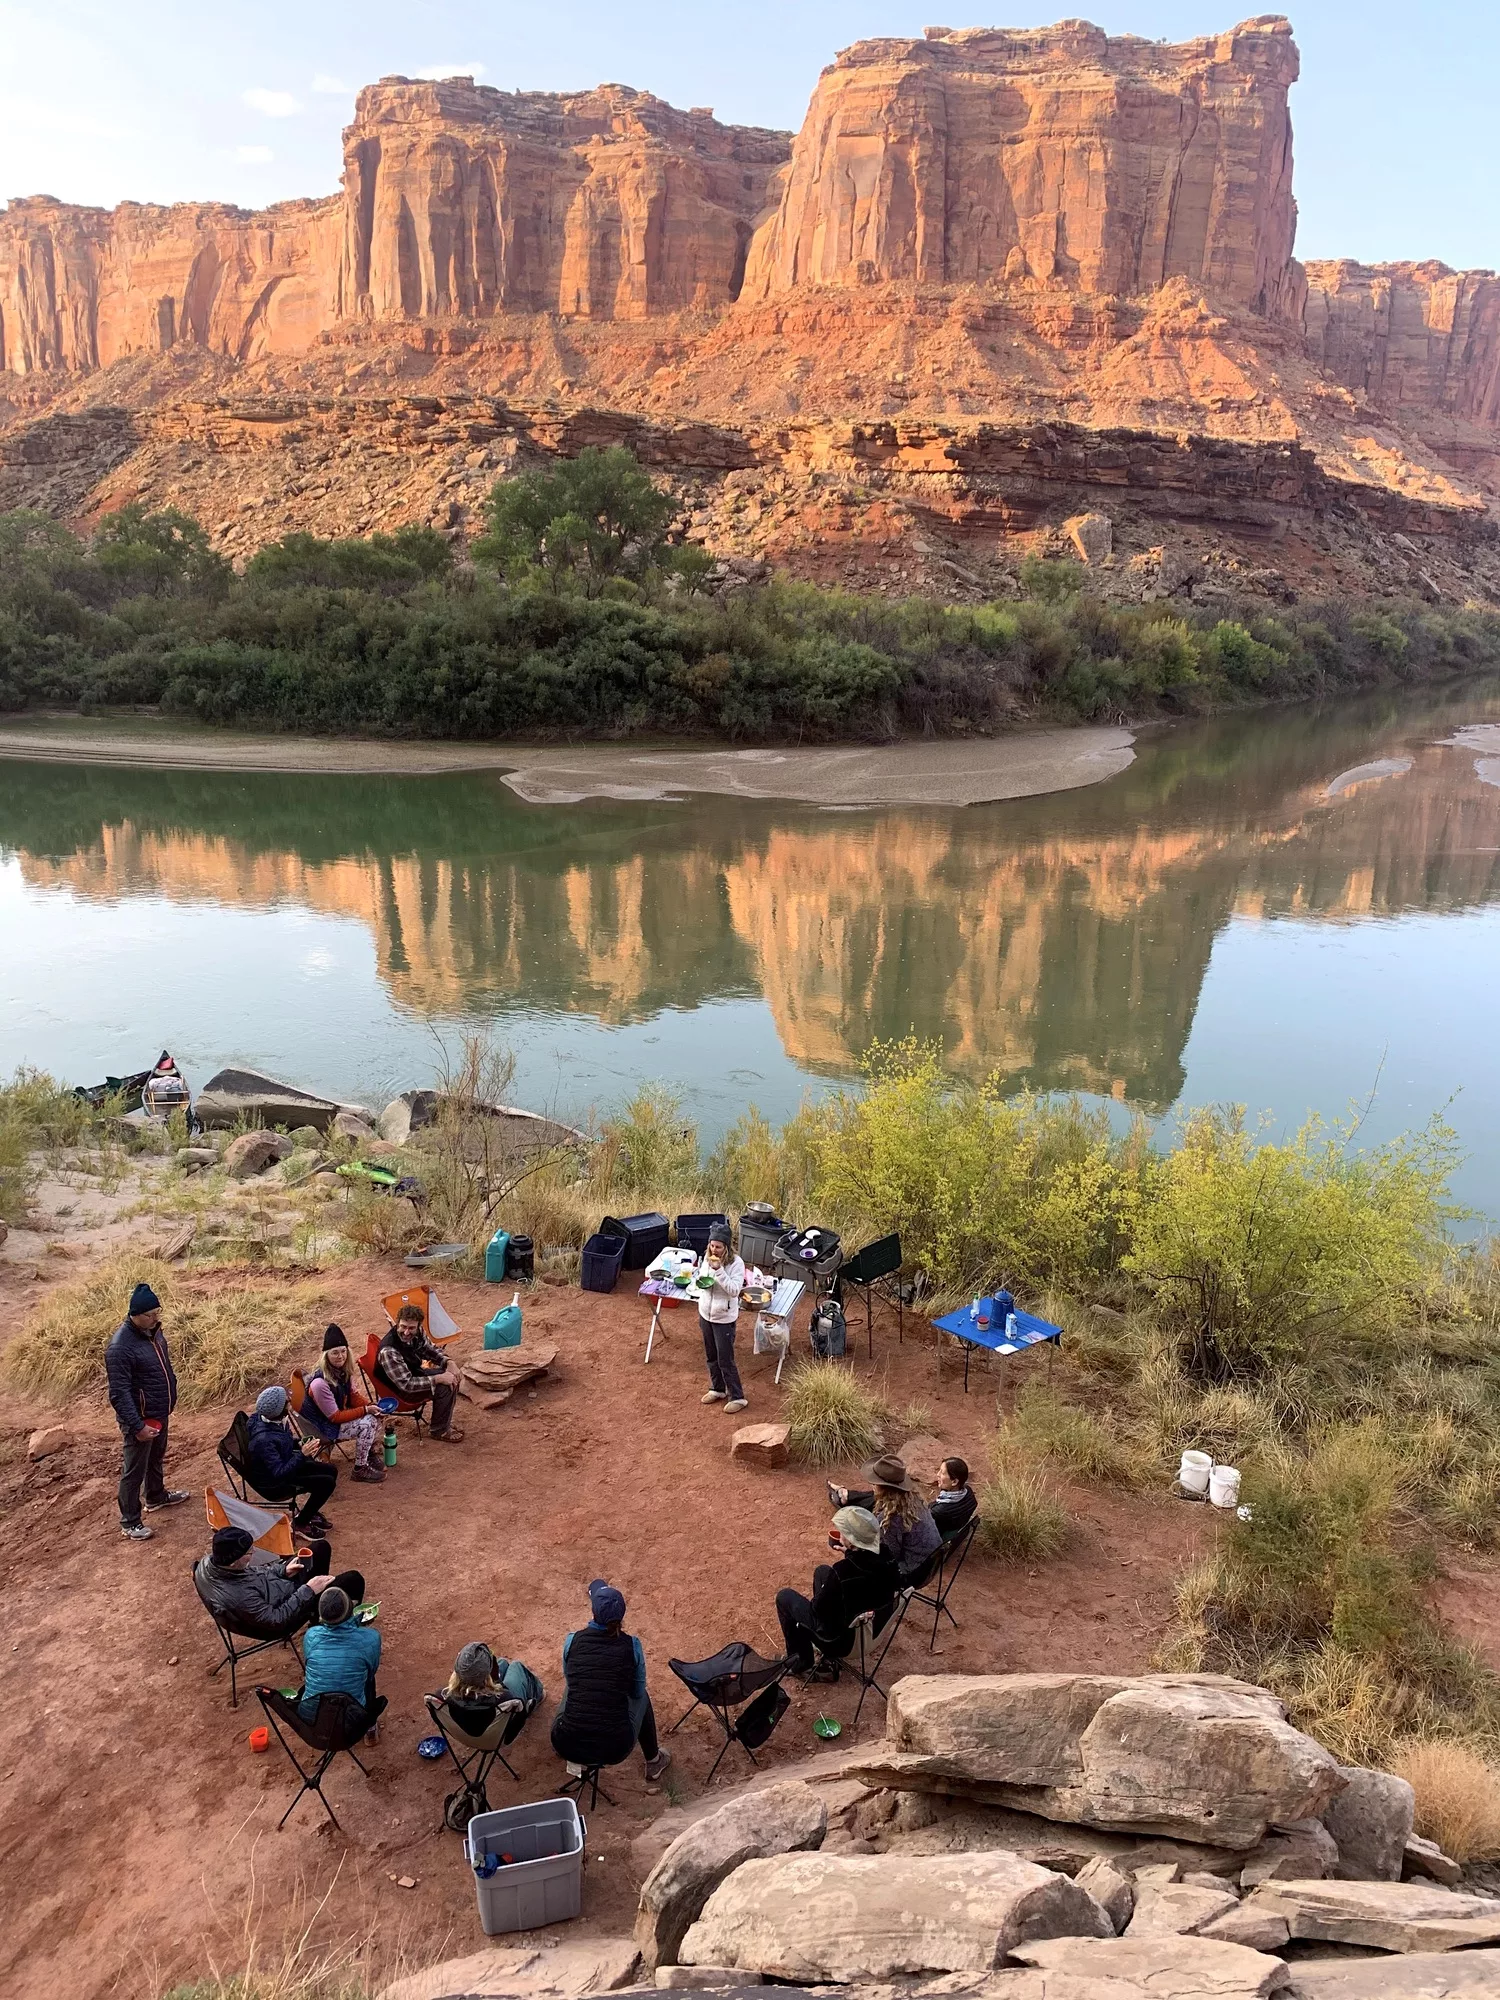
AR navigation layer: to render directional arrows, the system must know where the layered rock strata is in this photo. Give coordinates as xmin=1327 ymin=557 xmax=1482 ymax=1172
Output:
xmin=744 ymin=17 xmax=1302 ymax=316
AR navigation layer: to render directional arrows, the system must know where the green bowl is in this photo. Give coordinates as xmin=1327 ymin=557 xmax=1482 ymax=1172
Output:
xmin=812 ymin=1716 xmax=842 ymax=1740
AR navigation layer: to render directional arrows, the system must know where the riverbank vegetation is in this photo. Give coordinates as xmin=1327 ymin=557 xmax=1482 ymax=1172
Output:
xmin=3 ymin=464 xmax=1499 ymax=739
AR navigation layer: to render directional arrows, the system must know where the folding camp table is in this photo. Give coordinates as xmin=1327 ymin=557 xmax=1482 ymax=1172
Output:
xmin=639 ymin=1261 xmax=803 ymax=1370
xmin=932 ymin=1305 xmax=1062 ymax=1391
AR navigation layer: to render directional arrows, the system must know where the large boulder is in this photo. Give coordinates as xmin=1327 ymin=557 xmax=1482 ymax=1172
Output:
xmin=1322 ymin=1767 xmax=1414 ymax=1881
xmin=1403 ymin=1834 xmax=1463 ymax=1886
xmin=194 ymin=1067 xmax=343 ymax=1133
xmin=850 ymin=1674 xmax=1345 ymax=1851
xmin=1284 ymin=1950 xmax=1500 ymax=1997
xmin=1125 ymin=1882 xmax=1240 ymax=1938
xmin=380 ymin=1940 xmax=641 ymax=2000
xmin=1245 ymin=1877 xmax=1500 ymax=1952
xmin=636 ymin=1780 xmax=827 ymax=1971
xmin=223 ymin=1130 xmax=293 ymax=1179
xmin=379 ymin=1089 xmax=587 ymax=1150
xmin=1008 ymin=1934 xmax=1291 ymax=1997
xmin=677 ymin=1850 xmax=1112 ymax=1980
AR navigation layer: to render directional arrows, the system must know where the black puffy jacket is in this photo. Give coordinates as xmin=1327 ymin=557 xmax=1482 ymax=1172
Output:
xmin=193 ymin=1553 xmax=315 ymax=1641
xmin=105 ymin=1316 xmax=179 ymax=1438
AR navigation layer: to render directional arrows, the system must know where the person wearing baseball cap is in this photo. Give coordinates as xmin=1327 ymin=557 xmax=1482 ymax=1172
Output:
xmin=193 ymin=1524 xmax=364 ymax=1643
xmin=775 ymin=1505 xmax=899 ymax=1680
xmin=106 ymin=1280 xmax=188 ymax=1541
xmin=550 ymin=1579 xmax=671 ymax=1784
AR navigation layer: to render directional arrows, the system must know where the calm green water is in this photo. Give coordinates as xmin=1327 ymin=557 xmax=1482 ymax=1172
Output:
xmin=4 ymin=679 xmax=1500 ymax=1218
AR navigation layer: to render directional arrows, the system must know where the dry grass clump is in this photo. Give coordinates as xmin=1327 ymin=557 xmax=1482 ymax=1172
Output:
xmin=4 ymin=1252 xmax=327 ymax=1408
xmin=784 ymin=1361 xmax=885 ymax=1467
xmin=1393 ymin=1739 xmax=1500 ymax=1862
xmin=975 ymin=1434 xmax=1071 ymax=1564
xmin=1010 ymin=1381 xmax=1151 ymax=1489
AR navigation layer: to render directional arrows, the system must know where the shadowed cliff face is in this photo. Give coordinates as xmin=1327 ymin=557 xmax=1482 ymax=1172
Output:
xmin=5 ymin=684 xmax=1499 ymax=1111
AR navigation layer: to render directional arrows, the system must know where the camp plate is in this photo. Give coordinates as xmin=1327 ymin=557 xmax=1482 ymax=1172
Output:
xmin=417 ymin=1735 xmax=447 ymax=1759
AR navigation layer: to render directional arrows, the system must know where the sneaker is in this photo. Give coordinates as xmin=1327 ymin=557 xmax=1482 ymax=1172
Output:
xmin=120 ymin=1522 xmax=154 ymax=1542
xmin=701 ymin=1390 xmax=728 ymax=1404
xmin=723 ymin=1399 xmax=749 ymax=1414
xmin=429 ymin=1427 xmax=465 ymax=1444
xmin=351 ymin=1462 xmax=386 ymax=1483
xmin=643 ymin=1750 xmax=672 ymax=1784
xmin=144 ymin=1490 xmax=190 ymax=1511
xmin=802 ymin=1661 xmax=840 ymax=1684
xmin=301 ymin=1513 xmax=334 ymax=1535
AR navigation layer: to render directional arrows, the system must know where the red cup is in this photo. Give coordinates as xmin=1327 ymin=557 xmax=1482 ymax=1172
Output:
xmin=248 ymin=1726 xmax=270 ymax=1753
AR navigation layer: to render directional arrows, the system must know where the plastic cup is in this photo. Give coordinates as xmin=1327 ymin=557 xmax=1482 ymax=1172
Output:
xmin=248 ymin=1726 xmax=270 ymax=1753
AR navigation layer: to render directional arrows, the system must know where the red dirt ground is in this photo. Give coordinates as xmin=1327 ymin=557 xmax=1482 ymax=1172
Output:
xmin=0 ymin=1263 xmax=1218 ymax=1999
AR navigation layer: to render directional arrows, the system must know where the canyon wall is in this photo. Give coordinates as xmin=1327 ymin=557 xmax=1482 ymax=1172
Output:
xmin=1304 ymin=260 xmax=1500 ymax=429
xmin=743 ymin=17 xmax=1302 ymax=315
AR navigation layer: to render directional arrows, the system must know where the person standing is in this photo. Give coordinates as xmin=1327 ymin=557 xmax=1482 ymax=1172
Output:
xmin=697 ymin=1225 xmax=748 ymax=1415
xmin=106 ymin=1281 xmax=188 ymax=1542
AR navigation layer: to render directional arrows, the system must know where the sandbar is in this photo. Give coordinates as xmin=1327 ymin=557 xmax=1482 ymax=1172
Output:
xmin=0 ymin=716 xmax=1134 ymax=806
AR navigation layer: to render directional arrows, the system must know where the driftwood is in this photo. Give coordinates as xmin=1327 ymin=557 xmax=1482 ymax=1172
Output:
xmin=459 ymin=1344 xmax=558 ymax=1409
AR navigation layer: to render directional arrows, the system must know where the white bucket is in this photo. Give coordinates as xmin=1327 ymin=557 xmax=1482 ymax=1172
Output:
xmin=1179 ymin=1449 xmax=1212 ymax=1495
xmin=1209 ymin=1464 xmax=1242 ymax=1509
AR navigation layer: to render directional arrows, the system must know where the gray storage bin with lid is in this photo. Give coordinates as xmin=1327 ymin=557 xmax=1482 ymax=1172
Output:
xmin=467 ymin=1795 xmax=585 ymax=1935
xmin=739 ymin=1204 xmax=789 ymax=1270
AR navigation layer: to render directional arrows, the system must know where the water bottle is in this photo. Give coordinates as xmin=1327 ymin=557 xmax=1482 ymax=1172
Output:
xmin=383 ymin=1425 xmax=397 ymax=1469
xmin=970 ymin=1296 xmax=980 ymax=1322
xmin=1006 ymin=1311 xmax=1018 ymax=1340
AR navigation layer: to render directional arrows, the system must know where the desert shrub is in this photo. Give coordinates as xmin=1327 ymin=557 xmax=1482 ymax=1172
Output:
xmin=0 ymin=1066 xmax=118 ymax=1217
xmin=975 ymin=1443 xmax=1071 ymax=1563
xmin=784 ymin=1361 xmax=886 ymax=1467
xmin=1393 ymin=1739 xmax=1500 ymax=1861
xmin=2 ymin=1253 xmax=327 ymax=1407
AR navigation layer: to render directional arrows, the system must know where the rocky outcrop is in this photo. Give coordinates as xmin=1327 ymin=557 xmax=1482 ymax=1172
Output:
xmin=850 ymin=1673 xmax=1346 ymax=1849
xmin=1284 ymin=1951 xmax=1500 ymax=1998
xmin=1008 ymin=1933 xmax=1291 ymax=1996
xmin=635 ymin=1781 xmax=827 ymax=1971
xmin=1322 ymin=1766 xmax=1415 ymax=1883
xmin=743 ymin=18 xmax=1301 ymax=316
xmin=678 ymin=1850 xmax=1113 ymax=1979
xmin=195 ymin=1066 xmax=345 ymax=1132
xmin=1245 ymin=1877 xmax=1500 ymax=1953
xmin=1305 ymin=261 xmax=1500 ymax=430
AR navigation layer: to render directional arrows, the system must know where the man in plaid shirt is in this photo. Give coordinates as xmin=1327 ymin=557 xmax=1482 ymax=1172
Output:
xmin=377 ymin=1304 xmax=465 ymax=1442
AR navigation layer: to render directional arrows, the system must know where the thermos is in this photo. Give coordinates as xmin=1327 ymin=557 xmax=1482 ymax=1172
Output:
xmin=383 ymin=1423 xmax=397 ymax=1468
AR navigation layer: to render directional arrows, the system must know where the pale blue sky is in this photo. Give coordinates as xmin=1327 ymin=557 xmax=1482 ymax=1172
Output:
xmin=0 ymin=2 xmax=1494 ymax=272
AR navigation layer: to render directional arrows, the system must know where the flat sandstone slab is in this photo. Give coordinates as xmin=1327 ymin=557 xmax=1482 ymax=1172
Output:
xmin=1248 ymin=1877 xmax=1500 ymax=1953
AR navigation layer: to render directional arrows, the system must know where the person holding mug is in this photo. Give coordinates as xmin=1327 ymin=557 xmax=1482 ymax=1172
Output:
xmin=697 ymin=1223 xmax=747 ymax=1414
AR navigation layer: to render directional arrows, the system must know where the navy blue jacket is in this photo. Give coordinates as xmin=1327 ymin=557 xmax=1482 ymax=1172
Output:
xmin=246 ymin=1411 xmax=307 ymax=1487
xmin=105 ymin=1316 xmax=179 ymax=1438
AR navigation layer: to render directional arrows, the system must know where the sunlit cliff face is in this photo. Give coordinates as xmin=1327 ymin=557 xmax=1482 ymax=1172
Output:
xmin=15 ymin=737 xmax=1500 ymax=1110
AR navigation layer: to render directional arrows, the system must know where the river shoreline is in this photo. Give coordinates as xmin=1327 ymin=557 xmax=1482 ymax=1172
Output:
xmin=0 ymin=715 xmax=1136 ymax=806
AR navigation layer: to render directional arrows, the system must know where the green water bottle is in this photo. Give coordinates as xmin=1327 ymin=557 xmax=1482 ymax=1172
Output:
xmin=383 ymin=1424 xmax=397 ymax=1469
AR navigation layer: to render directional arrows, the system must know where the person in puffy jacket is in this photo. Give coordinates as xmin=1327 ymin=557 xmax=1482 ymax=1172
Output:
xmin=246 ymin=1386 xmax=337 ymax=1532
xmin=193 ymin=1525 xmax=365 ymax=1641
xmin=106 ymin=1281 xmax=188 ymax=1542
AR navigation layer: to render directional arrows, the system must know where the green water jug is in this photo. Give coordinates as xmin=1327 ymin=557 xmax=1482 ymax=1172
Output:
xmin=484 ymin=1228 xmax=512 ymax=1283
xmin=484 ymin=1291 xmax=523 ymax=1349
xmin=383 ymin=1427 xmax=397 ymax=1469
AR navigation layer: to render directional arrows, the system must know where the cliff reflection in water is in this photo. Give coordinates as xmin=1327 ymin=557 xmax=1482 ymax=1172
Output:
xmin=4 ymin=682 xmax=1500 ymax=1113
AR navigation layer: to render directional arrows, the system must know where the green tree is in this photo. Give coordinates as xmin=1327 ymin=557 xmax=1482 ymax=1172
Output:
xmin=92 ymin=504 xmax=230 ymax=601
xmin=474 ymin=446 xmax=680 ymax=596
xmin=245 ymin=524 xmax=452 ymax=593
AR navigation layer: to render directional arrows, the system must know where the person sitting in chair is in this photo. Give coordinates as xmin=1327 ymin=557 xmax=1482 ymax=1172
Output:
xmin=775 ymin=1505 xmax=900 ymax=1681
xmin=931 ymin=1456 xmax=978 ymax=1538
xmin=550 ymin=1580 xmax=671 ymax=1783
xmin=376 ymin=1304 xmax=464 ymax=1443
xmin=246 ymin=1385 xmax=337 ymax=1533
xmin=300 ymin=1585 xmax=382 ymax=1742
xmin=443 ymin=1642 xmax=544 ymax=1741
xmin=828 ymin=1454 xmax=943 ymax=1578
xmin=195 ymin=1525 xmax=363 ymax=1640
xmin=303 ymin=1323 xmax=384 ymax=1484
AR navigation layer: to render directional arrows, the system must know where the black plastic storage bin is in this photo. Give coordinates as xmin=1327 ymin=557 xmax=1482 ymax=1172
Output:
xmin=676 ymin=1212 xmax=730 ymax=1256
xmin=506 ymin=1234 xmax=535 ymax=1283
xmin=602 ymin=1212 xmax=670 ymax=1270
xmin=581 ymin=1225 xmax=628 ymax=1293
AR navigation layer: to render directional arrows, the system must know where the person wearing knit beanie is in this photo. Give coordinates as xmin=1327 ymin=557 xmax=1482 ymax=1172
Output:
xmin=304 ymin=1325 xmax=384 ymax=1483
xmin=301 ymin=1581 xmax=383 ymax=1743
xmin=255 ymin=1385 xmax=289 ymax=1420
xmin=245 ymin=1381 xmax=338 ymax=1535
xmin=106 ymin=1277 xmax=186 ymax=1540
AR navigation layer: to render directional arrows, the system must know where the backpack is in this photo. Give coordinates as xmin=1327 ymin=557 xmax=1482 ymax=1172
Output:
xmin=810 ymin=1300 xmax=847 ymax=1359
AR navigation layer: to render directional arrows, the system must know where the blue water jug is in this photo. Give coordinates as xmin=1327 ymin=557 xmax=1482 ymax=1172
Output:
xmin=484 ymin=1292 xmax=522 ymax=1349
xmin=484 ymin=1228 xmax=511 ymax=1283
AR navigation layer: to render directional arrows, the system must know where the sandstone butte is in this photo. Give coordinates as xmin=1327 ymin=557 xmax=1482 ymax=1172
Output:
xmin=0 ymin=16 xmax=1497 ymax=605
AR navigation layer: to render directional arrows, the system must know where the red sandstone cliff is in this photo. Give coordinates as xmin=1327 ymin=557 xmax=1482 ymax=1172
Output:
xmin=744 ymin=17 xmax=1303 ymax=317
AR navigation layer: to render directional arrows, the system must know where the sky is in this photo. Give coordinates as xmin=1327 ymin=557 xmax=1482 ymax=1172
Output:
xmin=0 ymin=1 xmax=1495 ymax=272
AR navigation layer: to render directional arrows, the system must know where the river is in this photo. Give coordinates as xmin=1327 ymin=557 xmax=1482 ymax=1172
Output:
xmin=3 ymin=679 xmax=1499 ymax=1221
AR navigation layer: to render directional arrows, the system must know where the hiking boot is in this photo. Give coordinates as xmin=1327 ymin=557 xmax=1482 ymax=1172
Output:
xmin=301 ymin=1513 xmax=334 ymax=1535
xmin=723 ymin=1398 xmax=748 ymax=1414
xmin=352 ymin=1462 xmax=386 ymax=1483
xmin=145 ymin=1490 xmax=190 ymax=1511
xmin=429 ymin=1426 xmax=465 ymax=1444
xmin=701 ymin=1390 xmax=728 ymax=1404
xmin=120 ymin=1521 xmax=154 ymax=1542
xmin=801 ymin=1660 xmax=840 ymax=1684
xmin=643 ymin=1750 xmax=672 ymax=1784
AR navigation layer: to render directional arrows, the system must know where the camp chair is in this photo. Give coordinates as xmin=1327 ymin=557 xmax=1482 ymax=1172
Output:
xmin=288 ymin=1369 xmax=352 ymax=1463
xmin=204 ymin=1485 xmax=295 ymax=1556
xmin=257 ymin=1686 xmax=385 ymax=1831
xmin=216 ymin=1410 xmax=258 ymax=1500
xmin=912 ymin=1517 xmax=978 ymax=1650
xmin=814 ymin=1588 xmax=916 ymax=1730
xmin=836 ymin=1232 xmax=904 ymax=1354
xmin=424 ymin=1691 xmax=524 ymax=1831
xmin=667 ymin=1643 xmax=791 ymax=1784
xmin=560 ymin=1761 xmax=616 ymax=1811
xmin=192 ymin=1556 xmax=303 ymax=1709
xmin=381 ymin=1285 xmax=461 ymax=1343
xmin=357 ymin=1330 xmax=430 ymax=1439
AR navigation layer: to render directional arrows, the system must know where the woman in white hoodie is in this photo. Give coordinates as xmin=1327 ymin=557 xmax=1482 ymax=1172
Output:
xmin=697 ymin=1224 xmax=747 ymax=1414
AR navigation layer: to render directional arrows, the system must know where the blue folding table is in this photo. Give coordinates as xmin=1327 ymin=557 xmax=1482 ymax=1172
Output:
xmin=932 ymin=1306 xmax=1062 ymax=1391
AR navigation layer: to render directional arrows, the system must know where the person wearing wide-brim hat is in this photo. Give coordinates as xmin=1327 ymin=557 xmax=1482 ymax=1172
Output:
xmin=829 ymin=1454 xmax=943 ymax=1577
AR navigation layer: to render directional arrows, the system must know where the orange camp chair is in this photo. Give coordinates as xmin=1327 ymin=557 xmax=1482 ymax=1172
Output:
xmin=197 ymin=1488 xmax=300 ymax=1705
